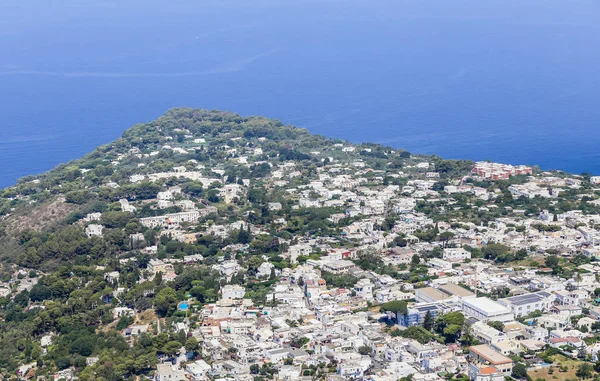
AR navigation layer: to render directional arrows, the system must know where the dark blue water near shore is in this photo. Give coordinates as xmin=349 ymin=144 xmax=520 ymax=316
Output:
xmin=1 ymin=0 xmax=600 ymax=188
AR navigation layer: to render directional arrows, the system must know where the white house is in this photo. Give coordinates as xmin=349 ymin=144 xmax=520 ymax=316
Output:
xmin=257 ymin=262 xmax=275 ymax=278
xmin=443 ymin=248 xmax=471 ymax=262
xmin=186 ymin=360 xmax=211 ymax=380
xmin=499 ymin=291 xmax=554 ymax=318
xmin=221 ymin=284 xmax=245 ymax=300
xmin=353 ymin=279 xmax=374 ymax=300
xmin=288 ymin=244 xmax=313 ymax=263
xmin=119 ymin=199 xmax=137 ymax=213
xmin=268 ymin=202 xmax=282 ymax=211
xmin=85 ymin=224 xmax=103 ymax=238
xmin=155 ymin=364 xmax=186 ymax=381
xmin=471 ymin=321 xmax=507 ymax=345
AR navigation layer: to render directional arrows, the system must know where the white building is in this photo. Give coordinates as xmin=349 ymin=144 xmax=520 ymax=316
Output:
xmin=155 ymin=364 xmax=186 ymax=381
xmin=85 ymin=224 xmax=103 ymax=238
xmin=83 ymin=212 xmax=101 ymax=222
xmin=353 ymin=279 xmax=374 ymax=300
xmin=321 ymin=260 xmax=355 ymax=274
xmin=268 ymin=202 xmax=282 ymax=211
xmin=139 ymin=208 xmax=216 ymax=228
xmin=414 ymin=287 xmax=450 ymax=304
xmin=427 ymin=258 xmax=453 ymax=272
xmin=214 ymin=261 xmax=240 ymax=280
xmin=221 ymin=284 xmax=245 ymax=300
xmin=130 ymin=174 xmax=146 ymax=183
xmin=186 ymin=360 xmax=211 ymax=380
xmin=499 ymin=291 xmax=554 ymax=318
xmin=119 ymin=199 xmax=137 ymax=213
xmin=40 ymin=335 xmax=53 ymax=348
xmin=469 ymin=364 xmax=505 ymax=381
xmin=462 ymin=297 xmax=514 ymax=322
xmin=288 ymin=244 xmax=313 ymax=263
xmin=256 ymin=262 xmax=275 ymax=278
xmin=338 ymin=361 xmax=366 ymax=379
xmin=471 ymin=321 xmax=507 ymax=345
xmin=443 ymin=248 xmax=471 ymax=262
xmin=299 ymin=199 xmax=321 ymax=208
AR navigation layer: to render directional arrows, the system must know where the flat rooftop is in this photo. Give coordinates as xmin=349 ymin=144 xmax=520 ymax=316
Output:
xmin=464 ymin=297 xmax=511 ymax=315
xmin=416 ymin=287 xmax=449 ymax=301
xmin=412 ymin=303 xmax=441 ymax=313
xmin=439 ymin=283 xmax=475 ymax=298
xmin=503 ymin=291 xmax=550 ymax=306
xmin=470 ymin=344 xmax=512 ymax=365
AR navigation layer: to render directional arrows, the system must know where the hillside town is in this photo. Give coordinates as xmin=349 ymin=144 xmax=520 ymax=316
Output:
xmin=2 ymin=110 xmax=600 ymax=381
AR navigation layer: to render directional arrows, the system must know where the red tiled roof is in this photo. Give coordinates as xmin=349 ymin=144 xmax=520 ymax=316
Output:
xmin=480 ymin=366 xmax=499 ymax=375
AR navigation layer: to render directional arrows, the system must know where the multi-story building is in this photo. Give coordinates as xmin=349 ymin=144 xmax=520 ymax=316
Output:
xmin=414 ymin=287 xmax=450 ymax=304
xmin=470 ymin=321 xmax=507 ymax=345
xmin=472 ymin=162 xmax=532 ymax=180
xmin=469 ymin=364 xmax=506 ymax=381
xmin=469 ymin=344 xmax=513 ymax=377
xmin=443 ymin=248 xmax=472 ymax=262
xmin=499 ymin=291 xmax=554 ymax=318
xmin=397 ymin=303 xmax=446 ymax=327
xmin=221 ymin=284 xmax=246 ymax=300
xmin=462 ymin=297 xmax=514 ymax=322
xmin=140 ymin=208 xmax=217 ymax=228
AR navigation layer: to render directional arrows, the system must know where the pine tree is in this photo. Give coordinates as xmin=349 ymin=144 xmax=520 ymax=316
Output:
xmin=237 ymin=225 xmax=252 ymax=244
xmin=423 ymin=311 xmax=434 ymax=331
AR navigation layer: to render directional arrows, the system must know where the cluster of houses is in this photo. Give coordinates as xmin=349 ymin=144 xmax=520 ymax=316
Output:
xmin=472 ymin=162 xmax=533 ymax=180
xmin=142 ymin=252 xmax=600 ymax=381
xmin=12 ymin=125 xmax=600 ymax=381
xmin=106 ymin=139 xmax=600 ymax=380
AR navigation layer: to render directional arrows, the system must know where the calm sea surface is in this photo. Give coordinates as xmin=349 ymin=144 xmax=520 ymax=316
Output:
xmin=1 ymin=0 xmax=600 ymax=188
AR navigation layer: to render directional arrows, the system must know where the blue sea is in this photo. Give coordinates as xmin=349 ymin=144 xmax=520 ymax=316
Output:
xmin=1 ymin=0 xmax=600 ymax=188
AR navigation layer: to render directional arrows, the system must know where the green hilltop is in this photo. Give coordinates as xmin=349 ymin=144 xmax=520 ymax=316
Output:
xmin=0 ymin=108 xmax=448 ymax=269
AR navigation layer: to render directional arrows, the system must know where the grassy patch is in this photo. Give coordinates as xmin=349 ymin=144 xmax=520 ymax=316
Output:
xmin=528 ymin=355 xmax=596 ymax=381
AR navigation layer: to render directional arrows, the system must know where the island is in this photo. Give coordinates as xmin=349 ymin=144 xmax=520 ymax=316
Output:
xmin=1 ymin=108 xmax=600 ymax=381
